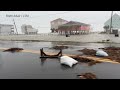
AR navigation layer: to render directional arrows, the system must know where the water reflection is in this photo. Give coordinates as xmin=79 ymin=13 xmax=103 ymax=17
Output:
xmin=1 ymin=41 xmax=120 ymax=78
xmin=0 ymin=53 xmax=3 ymax=68
xmin=40 ymin=58 xmax=47 ymax=66
xmin=60 ymin=64 xmax=77 ymax=70
xmin=40 ymin=57 xmax=77 ymax=71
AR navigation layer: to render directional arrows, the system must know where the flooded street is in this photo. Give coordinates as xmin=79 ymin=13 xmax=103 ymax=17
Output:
xmin=0 ymin=41 xmax=120 ymax=79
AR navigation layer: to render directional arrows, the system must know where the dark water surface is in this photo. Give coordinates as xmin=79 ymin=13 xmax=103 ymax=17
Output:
xmin=0 ymin=41 xmax=120 ymax=79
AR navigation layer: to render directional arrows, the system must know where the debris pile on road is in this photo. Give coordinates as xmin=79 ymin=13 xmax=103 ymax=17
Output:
xmin=51 ymin=45 xmax=69 ymax=50
xmin=79 ymin=47 xmax=120 ymax=63
xmin=77 ymin=73 xmax=97 ymax=79
xmin=3 ymin=48 xmax=24 ymax=53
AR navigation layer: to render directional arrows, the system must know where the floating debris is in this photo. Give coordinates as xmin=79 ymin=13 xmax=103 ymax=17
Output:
xmin=71 ymin=55 xmax=102 ymax=66
xmin=3 ymin=48 xmax=24 ymax=52
xmin=88 ymin=61 xmax=102 ymax=66
xmin=40 ymin=48 xmax=62 ymax=58
xmin=72 ymin=55 xmax=94 ymax=62
xmin=79 ymin=47 xmax=120 ymax=63
xmin=99 ymin=47 xmax=120 ymax=50
xmin=60 ymin=56 xmax=78 ymax=67
xmin=78 ymin=48 xmax=96 ymax=56
xmin=101 ymin=47 xmax=120 ymax=63
xmin=51 ymin=45 xmax=69 ymax=50
xmin=77 ymin=73 xmax=97 ymax=79
xmin=96 ymin=50 xmax=108 ymax=57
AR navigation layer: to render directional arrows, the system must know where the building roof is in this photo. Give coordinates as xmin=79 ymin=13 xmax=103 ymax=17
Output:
xmin=51 ymin=18 xmax=68 ymax=22
xmin=104 ymin=13 xmax=120 ymax=28
xmin=58 ymin=21 xmax=90 ymax=30
xmin=59 ymin=21 xmax=90 ymax=27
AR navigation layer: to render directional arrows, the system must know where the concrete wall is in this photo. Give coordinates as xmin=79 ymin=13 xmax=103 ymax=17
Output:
xmin=0 ymin=33 xmax=119 ymax=43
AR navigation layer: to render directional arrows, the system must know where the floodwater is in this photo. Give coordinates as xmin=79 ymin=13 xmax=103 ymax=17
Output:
xmin=0 ymin=41 xmax=120 ymax=79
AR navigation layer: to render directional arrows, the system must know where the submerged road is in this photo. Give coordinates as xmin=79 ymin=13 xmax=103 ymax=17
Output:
xmin=0 ymin=47 xmax=119 ymax=64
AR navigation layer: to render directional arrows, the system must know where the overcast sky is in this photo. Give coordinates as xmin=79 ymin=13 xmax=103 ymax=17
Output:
xmin=0 ymin=11 xmax=119 ymax=33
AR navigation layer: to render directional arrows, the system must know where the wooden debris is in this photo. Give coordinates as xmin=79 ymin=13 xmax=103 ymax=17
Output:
xmin=51 ymin=45 xmax=69 ymax=50
xmin=0 ymin=47 xmax=119 ymax=64
xmin=71 ymin=55 xmax=102 ymax=66
xmin=78 ymin=48 xmax=96 ymax=56
xmin=79 ymin=47 xmax=120 ymax=63
xmin=3 ymin=48 xmax=24 ymax=52
xmin=77 ymin=73 xmax=97 ymax=79
xmin=40 ymin=48 xmax=62 ymax=58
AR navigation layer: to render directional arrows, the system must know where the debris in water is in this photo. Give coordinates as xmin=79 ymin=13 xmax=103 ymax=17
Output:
xmin=96 ymin=50 xmax=108 ymax=57
xmin=78 ymin=47 xmax=120 ymax=63
xmin=78 ymin=48 xmax=96 ymax=56
xmin=71 ymin=55 xmax=102 ymax=66
xmin=51 ymin=45 xmax=69 ymax=50
xmin=77 ymin=73 xmax=97 ymax=79
xmin=3 ymin=48 xmax=24 ymax=53
xmin=60 ymin=56 xmax=78 ymax=67
xmin=88 ymin=61 xmax=102 ymax=66
xmin=99 ymin=47 xmax=120 ymax=63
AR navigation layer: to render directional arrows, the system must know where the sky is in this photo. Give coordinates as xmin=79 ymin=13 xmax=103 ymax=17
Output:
xmin=0 ymin=11 xmax=119 ymax=34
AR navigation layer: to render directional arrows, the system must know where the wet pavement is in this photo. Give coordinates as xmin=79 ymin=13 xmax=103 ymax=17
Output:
xmin=0 ymin=41 xmax=120 ymax=79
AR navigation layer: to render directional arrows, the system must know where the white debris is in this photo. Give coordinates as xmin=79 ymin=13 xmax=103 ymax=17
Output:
xmin=60 ymin=56 xmax=78 ymax=67
xmin=96 ymin=50 xmax=108 ymax=57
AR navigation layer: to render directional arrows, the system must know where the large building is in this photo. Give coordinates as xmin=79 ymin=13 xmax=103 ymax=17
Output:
xmin=57 ymin=21 xmax=91 ymax=35
xmin=0 ymin=24 xmax=14 ymax=35
xmin=104 ymin=13 xmax=120 ymax=33
xmin=50 ymin=18 xmax=68 ymax=33
xmin=21 ymin=24 xmax=38 ymax=35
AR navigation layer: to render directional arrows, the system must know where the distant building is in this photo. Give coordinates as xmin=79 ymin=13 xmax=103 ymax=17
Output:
xmin=0 ymin=24 xmax=14 ymax=35
xmin=57 ymin=21 xmax=91 ymax=35
xmin=21 ymin=24 xmax=38 ymax=34
xmin=104 ymin=13 xmax=120 ymax=34
xmin=50 ymin=18 xmax=68 ymax=33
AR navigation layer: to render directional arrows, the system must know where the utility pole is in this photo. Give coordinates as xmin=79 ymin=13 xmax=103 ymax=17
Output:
xmin=13 ymin=19 xmax=18 ymax=35
xmin=110 ymin=11 xmax=113 ymax=34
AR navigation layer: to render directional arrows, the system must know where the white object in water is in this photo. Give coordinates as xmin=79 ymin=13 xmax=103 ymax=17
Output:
xmin=96 ymin=50 xmax=108 ymax=57
xmin=60 ymin=56 xmax=78 ymax=67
